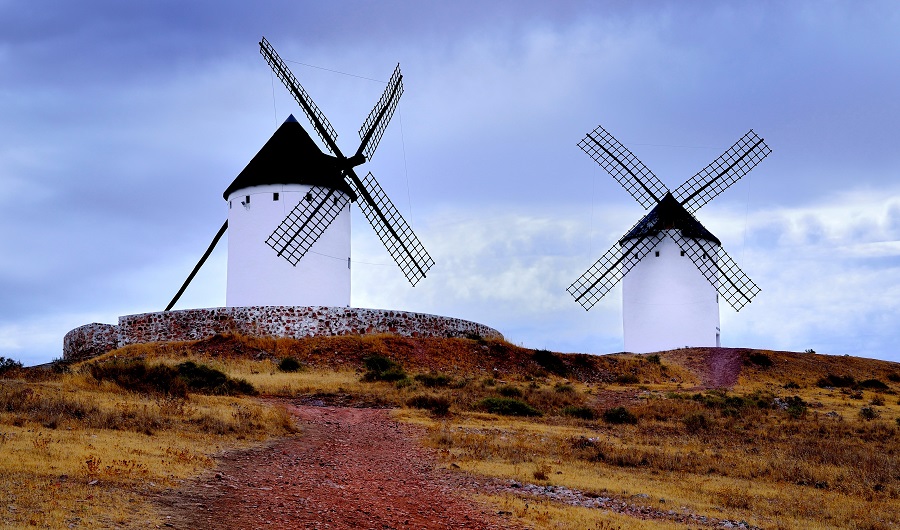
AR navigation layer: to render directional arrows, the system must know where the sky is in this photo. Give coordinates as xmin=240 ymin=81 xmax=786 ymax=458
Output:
xmin=2 ymin=1 xmax=900 ymax=365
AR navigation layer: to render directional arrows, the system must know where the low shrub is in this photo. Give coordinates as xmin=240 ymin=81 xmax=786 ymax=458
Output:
xmin=615 ymin=374 xmax=639 ymax=385
xmin=683 ymin=412 xmax=710 ymax=433
xmin=532 ymin=349 xmax=568 ymax=376
xmin=859 ymin=406 xmax=880 ymax=420
xmin=747 ymin=352 xmax=773 ymax=368
xmin=602 ymin=406 xmax=637 ymax=425
xmin=407 ymin=395 xmax=450 ymax=416
xmin=497 ymin=385 xmax=522 ymax=398
xmin=870 ymin=395 xmax=885 ymax=406
xmin=646 ymin=354 xmax=661 ymax=364
xmin=783 ymin=381 xmax=801 ymax=389
xmin=414 ymin=373 xmax=452 ymax=388
xmin=783 ymin=396 xmax=808 ymax=418
xmin=89 ymin=359 xmax=255 ymax=397
xmin=887 ymin=372 xmax=900 ymax=383
xmin=176 ymin=361 xmax=257 ymax=395
xmin=554 ymin=383 xmax=575 ymax=393
xmin=361 ymin=355 xmax=407 ymax=382
xmin=816 ymin=374 xmax=856 ymax=388
xmin=277 ymin=357 xmax=303 ymax=373
xmin=858 ymin=379 xmax=888 ymax=390
xmin=562 ymin=405 xmax=596 ymax=420
xmin=0 ymin=357 xmax=23 ymax=376
xmin=533 ymin=463 xmax=551 ymax=481
xmin=90 ymin=360 xmax=188 ymax=398
xmin=476 ymin=397 xmax=541 ymax=417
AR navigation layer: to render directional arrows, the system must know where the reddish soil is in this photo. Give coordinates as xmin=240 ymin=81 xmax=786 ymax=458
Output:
xmin=664 ymin=347 xmax=745 ymax=389
xmin=157 ymin=403 xmax=520 ymax=529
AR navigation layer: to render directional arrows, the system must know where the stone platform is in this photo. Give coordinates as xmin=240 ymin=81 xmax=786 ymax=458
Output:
xmin=63 ymin=306 xmax=503 ymax=362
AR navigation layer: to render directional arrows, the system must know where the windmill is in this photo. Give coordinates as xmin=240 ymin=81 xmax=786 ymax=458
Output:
xmin=165 ymin=37 xmax=433 ymax=310
xmin=567 ymin=124 xmax=770 ymax=353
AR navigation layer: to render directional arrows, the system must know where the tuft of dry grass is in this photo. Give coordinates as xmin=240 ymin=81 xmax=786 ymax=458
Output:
xmin=0 ymin=359 xmax=296 ymax=529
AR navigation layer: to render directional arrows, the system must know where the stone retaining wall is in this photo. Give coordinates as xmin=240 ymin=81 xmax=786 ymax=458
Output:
xmin=62 ymin=323 xmax=119 ymax=362
xmin=63 ymin=306 xmax=503 ymax=361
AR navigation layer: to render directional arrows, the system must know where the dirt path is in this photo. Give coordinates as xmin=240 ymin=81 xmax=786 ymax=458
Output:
xmin=664 ymin=347 xmax=745 ymax=389
xmin=706 ymin=348 xmax=743 ymax=389
xmin=157 ymin=403 xmax=520 ymax=529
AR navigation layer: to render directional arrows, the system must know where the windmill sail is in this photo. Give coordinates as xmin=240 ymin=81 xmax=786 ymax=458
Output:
xmin=668 ymin=231 xmax=761 ymax=311
xmin=260 ymin=37 xmax=340 ymax=155
xmin=266 ymin=186 xmax=351 ymax=266
xmin=567 ymin=232 xmax=663 ymax=311
xmin=358 ymin=64 xmax=403 ymax=162
xmin=578 ymin=125 xmax=669 ymax=210
xmin=351 ymin=172 xmax=434 ymax=285
xmin=673 ymin=130 xmax=771 ymax=214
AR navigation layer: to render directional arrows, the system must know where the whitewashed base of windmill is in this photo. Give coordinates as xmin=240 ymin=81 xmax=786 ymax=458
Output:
xmin=622 ymin=231 xmax=721 ymax=353
xmin=226 ymin=183 xmax=351 ymax=308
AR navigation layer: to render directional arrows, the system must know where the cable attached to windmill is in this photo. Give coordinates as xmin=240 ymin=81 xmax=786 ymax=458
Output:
xmin=398 ymin=112 xmax=414 ymax=229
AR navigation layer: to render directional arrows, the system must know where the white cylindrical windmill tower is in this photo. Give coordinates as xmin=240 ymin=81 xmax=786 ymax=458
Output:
xmin=568 ymin=125 xmax=768 ymax=355
xmin=224 ymin=115 xmax=355 ymax=307
xmin=620 ymin=193 xmax=721 ymax=353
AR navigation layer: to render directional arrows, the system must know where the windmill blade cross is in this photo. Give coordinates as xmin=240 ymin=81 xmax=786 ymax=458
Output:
xmin=673 ymin=130 xmax=772 ymax=214
xmin=260 ymin=37 xmax=433 ymax=286
xmin=567 ymin=232 xmax=663 ymax=310
xmin=578 ymin=124 xmax=669 ymax=210
xmin=260 ymin=38 xmax=340 ymax=156
xmin=266 ymin=187 xmax=350 ymax=266
xmin=668 ymin=231 xmax=760 ymax=311
xmin=357 ymin=64 xmax=403 ymax=162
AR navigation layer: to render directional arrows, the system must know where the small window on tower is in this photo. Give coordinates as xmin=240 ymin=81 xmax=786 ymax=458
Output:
xmin=304 ymin=192 xmax=312 ymax=202
xmin=680 ymin=250 xmax=685 ymax=256
xmin=655 ymin=251 xmax=660 ymax=257
xmin=273 ymin=193 xmax=279 ymax=201
xmin=245 ymin=195 xmax=250 ymax=204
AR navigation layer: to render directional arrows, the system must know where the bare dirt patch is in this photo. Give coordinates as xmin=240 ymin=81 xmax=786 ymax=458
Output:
xmin=663 ymin=347 xmax=745 ymax=389
xmin=157 ymin=402 xmax=520 ymax=529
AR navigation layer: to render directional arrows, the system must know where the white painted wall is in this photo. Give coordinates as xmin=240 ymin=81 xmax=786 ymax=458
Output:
xmin=226 ymin=183 xmax=351 ymax=307
xmin=622 ymin=231 xmax=720 ymax=353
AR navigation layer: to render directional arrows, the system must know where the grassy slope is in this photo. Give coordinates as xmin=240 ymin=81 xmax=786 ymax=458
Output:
xmin=2 ymin=335 xmax=899 ymax=529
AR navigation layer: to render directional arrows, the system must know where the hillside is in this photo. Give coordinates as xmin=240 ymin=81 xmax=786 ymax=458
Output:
xmin=1 ymin=335 xmax=899 ymax=529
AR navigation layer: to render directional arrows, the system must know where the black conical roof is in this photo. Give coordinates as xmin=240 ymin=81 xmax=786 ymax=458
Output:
xmin=223 ymin=115 xmax=355 ymax=200
xmin=619 ymin=192 xmax=721 ymax=245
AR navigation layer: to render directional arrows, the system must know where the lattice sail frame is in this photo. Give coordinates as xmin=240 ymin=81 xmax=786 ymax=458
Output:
xmin=358 ymin=64 xmax=403 ymax=161
xmin=352 ymin=172 xmax=435 ymax=286
xmin=668 ymin=232 xmax=760 ymax=311
xmin=260 ymin=37 xmax=339 ymax=154
xmin=567 ymin=233 xmax=663 ymax=311
xmin=260 ymin=37 xmax=434 ymax=286
xmin=673 ymin=130 xmax=772 ymax=214
xmin=265 ymin=187 xmax=351 ymax=267
xmin=578 ymin=125 xmax=669 ymax=210
xmin=571 ymin=124 xmax=770 ymax=312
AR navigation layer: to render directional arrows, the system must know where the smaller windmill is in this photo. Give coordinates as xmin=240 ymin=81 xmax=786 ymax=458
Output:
xmin=165 ymin=38 xmax=433 ymax=310
xmin=568 ymin=125 xmax=770 ymax=353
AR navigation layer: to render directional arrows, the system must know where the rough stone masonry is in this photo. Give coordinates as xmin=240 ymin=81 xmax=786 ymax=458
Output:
xmin=63 ymin=306 xmax=503 ymax=362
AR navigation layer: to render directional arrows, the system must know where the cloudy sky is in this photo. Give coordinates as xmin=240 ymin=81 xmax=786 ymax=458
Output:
xmin=3 ymin=1 xmax=900 ymax=365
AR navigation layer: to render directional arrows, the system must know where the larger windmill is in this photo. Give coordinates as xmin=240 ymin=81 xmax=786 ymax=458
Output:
xmin=568 ymin=125 xmax=770 ymax=353
xmin=165 ymin=38 xmax=433 ymax=310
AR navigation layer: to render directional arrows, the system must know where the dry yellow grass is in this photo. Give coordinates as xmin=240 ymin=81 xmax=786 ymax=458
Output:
xmin=0 ymin=360 xmax=296 ymax=529
xmin=3 ymin=338 xmax=899 ymax=529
